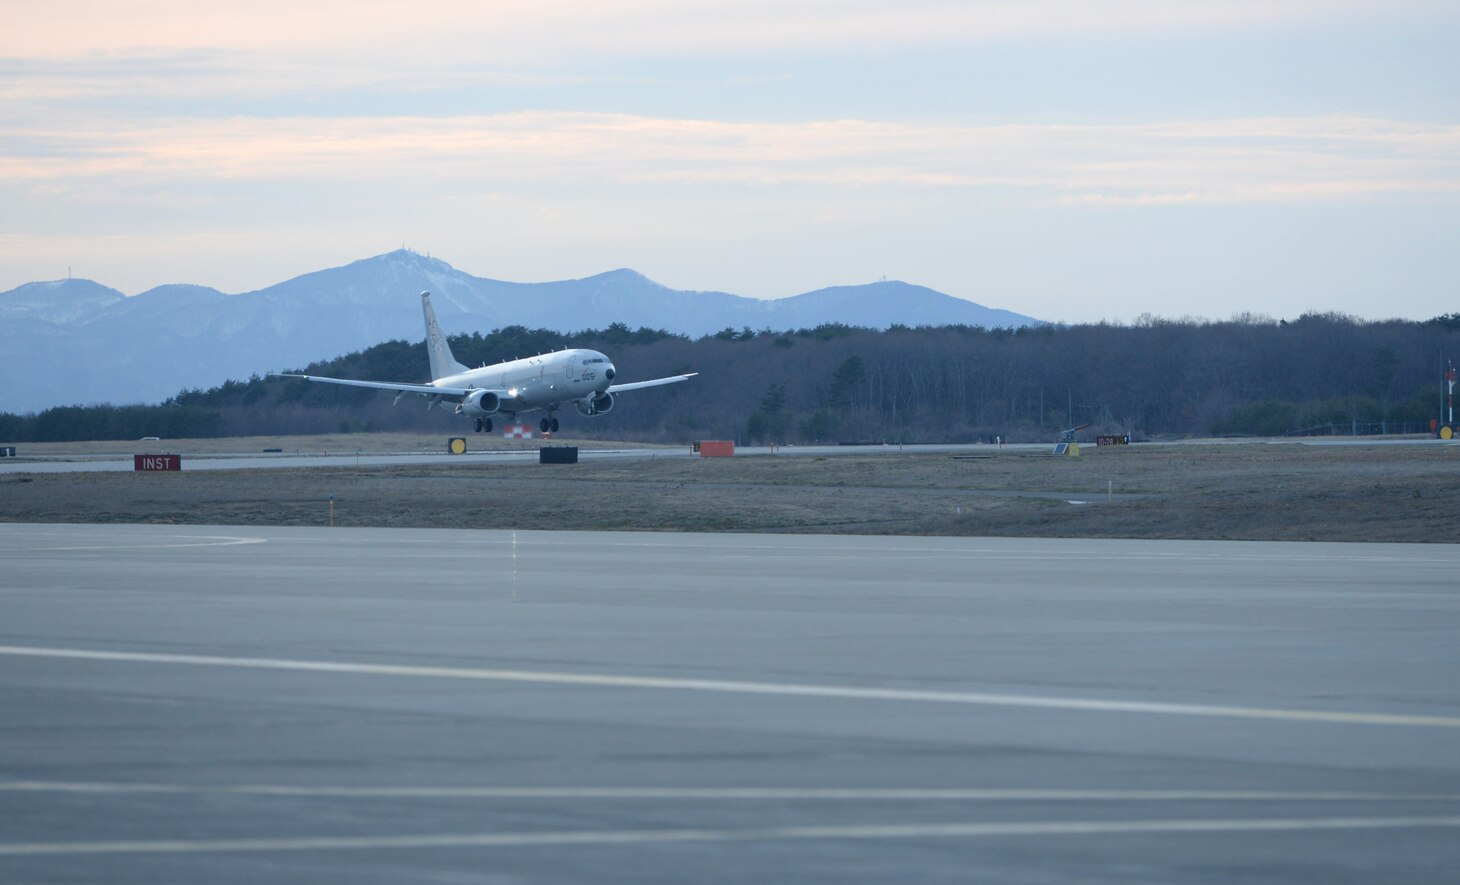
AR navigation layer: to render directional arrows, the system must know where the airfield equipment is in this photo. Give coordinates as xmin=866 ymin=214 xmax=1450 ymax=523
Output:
xmin=1441 ymin=360 xmax=1457 ymax=439
xmin=1448 ymin=359 xmax=1456 ymax=426
xmin=1059 ymin=422 xmax=1091 ymax=443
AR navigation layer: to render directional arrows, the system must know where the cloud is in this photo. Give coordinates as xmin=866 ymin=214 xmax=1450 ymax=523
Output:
xmin=8 ymin=1 xmax=1448 ymax=64
xmin=4 ymin=113 xmax=1456 ymax=206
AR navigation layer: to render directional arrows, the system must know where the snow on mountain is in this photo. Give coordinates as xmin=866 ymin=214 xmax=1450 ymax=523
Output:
xmin=0 ymin=250 xmax=1040 ymax=413
xmin=0 ymin=279 xmax=125 ymax=324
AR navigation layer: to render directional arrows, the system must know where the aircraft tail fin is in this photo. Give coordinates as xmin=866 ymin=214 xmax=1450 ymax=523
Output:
xmin=421 ymin=291 xmax=468 ymax=380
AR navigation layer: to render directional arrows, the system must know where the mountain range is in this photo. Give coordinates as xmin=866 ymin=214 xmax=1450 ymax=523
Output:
xmin=0 ymin=250 xmax=1039 ymax=414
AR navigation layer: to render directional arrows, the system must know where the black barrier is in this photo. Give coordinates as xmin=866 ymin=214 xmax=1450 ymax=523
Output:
xmin=540 ymin=446 xmax=579 ymax=464
xmin=0 ymin=446 xmax=14 ymax=457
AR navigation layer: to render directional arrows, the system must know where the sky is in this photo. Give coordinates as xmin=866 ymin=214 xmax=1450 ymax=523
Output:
xmin=2 ymin=1 xmax=1457 ymax=323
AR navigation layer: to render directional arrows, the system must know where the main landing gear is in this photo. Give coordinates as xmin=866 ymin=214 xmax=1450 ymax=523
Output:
xmin=474 ymin=418 xmax=492 ymax=433
xmin=539 ymin=416 xmax=560 ymax=434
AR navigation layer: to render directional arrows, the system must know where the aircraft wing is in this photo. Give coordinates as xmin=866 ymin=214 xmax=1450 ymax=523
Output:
xmin=607 ymin=373 xmax=698 ymax=394
xmin=271 ymin=373 xmax=472 ymax=397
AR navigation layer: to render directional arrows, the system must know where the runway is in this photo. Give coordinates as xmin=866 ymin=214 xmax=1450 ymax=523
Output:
xmin=0 ymin=442 xmax=1044 ymax=474
xmin=2 ymin=524 xmax=1459 ymax=882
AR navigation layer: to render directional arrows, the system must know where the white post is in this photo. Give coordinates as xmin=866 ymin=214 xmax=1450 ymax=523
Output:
xmin=1448 ymin=360 xmax=1455 ymax=425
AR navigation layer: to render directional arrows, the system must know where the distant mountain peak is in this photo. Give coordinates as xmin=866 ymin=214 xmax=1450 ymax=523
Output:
xmin=583 ymin=268 xmax=660 ymax=287
xmin=363 ymin=248 xmax=458 ymax=272
xmin=0 ymin=252 xmax=1041 ymax=413
xmin=0 ymin=278 xmax=125 ymax=324
xmin=6 ymin=277 xmax=119 ymax=296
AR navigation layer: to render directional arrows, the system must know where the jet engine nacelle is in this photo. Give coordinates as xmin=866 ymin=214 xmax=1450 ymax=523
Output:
xmin=461 ymin=389 xmax=504 ymax=417
xmin=575 ymin=392 xmax=615 ymax=417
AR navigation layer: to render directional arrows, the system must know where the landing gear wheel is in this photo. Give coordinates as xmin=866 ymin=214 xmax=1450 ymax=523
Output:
xmin=483 ymin=418 xmax=492 ymax=433
xmin=549 ymin=417 xmax=560 ymax=433
xmin=540 ymin=418 xmax=551 ymax=434
xmin=474 ymin=418 xmax=483 ymax=433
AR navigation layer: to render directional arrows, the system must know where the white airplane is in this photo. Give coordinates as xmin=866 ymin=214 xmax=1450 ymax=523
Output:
xmin=274 ymin=292 xmax=696 ymax=434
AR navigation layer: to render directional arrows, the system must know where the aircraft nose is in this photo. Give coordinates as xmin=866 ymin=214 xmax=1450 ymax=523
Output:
xmin=605 ymin=365 xmax=616 ymax=381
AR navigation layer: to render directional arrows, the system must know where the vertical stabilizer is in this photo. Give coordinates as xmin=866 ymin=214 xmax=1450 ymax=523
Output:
xmin=421 ymin=291 xmax=468 ymax=380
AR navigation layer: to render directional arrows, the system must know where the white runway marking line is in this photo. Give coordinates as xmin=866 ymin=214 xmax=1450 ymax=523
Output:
xmin=37 ymin=535 xmax=268 ymax=551
xmin=5 ymin=783 xmax=1460 ymax=803
xmin=2 ymin=645 xmax=1458 ymax=729
xmin=4 ymin=816 xmax=1460 ymax=856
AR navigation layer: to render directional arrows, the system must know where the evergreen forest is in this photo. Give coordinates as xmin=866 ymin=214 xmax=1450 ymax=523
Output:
xmin=4 ymin=313 xmax=1459 ymax=444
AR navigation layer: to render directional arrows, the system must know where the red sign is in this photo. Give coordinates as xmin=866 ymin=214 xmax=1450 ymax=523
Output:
xmin=134 ymin=454 xmax=181 ymax=471
xmin=696 ymin=440 xmax=735 ymax=457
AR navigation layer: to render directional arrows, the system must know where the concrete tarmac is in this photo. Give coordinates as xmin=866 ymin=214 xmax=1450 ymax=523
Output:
xmin=2 ymin=524 xmax=1459 ymax=883
xmin=0 ymin=442 xmax=1047 ymax=474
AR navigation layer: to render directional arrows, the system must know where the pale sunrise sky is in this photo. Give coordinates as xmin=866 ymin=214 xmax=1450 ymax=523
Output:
xmin=2 ymin=1 xmax=1457 ymax=322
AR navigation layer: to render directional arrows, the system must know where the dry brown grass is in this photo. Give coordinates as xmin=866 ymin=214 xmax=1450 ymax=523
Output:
xmin=4 ymin=439 xmax=1459 ymax=542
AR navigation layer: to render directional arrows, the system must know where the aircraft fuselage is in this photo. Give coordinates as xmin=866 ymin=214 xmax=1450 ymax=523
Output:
xmin=432 ymin=349 xmax=613 ymax=414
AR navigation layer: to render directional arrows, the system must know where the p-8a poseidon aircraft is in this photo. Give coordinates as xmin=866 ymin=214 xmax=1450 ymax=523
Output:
xmin=274 ymin=292 xmax=696 ymax=434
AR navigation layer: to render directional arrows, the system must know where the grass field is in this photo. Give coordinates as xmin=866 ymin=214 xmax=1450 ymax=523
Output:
xmin=3 ymin=436 xmax=1458 ymax=542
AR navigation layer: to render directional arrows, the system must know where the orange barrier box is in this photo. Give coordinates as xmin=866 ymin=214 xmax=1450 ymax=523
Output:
xmin=696 ymin=440 xmax=735 ymax=457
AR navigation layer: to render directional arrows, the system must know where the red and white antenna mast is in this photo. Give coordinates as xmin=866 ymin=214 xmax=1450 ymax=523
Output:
xmin=1447 ymin=359 xmax=1456 ymax=426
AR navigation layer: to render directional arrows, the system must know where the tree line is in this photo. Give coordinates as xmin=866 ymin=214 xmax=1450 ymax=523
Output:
xmin=3 ymin=314 xmax=1459 ymax=444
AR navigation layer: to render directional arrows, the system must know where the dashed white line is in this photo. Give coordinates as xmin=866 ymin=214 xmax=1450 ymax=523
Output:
xmin=1 ymin=644 xmax=1457 ymax=728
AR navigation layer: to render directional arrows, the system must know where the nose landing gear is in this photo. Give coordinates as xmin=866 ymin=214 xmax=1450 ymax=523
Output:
xmin=539 ymin=416 xmax=560 ymax=434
